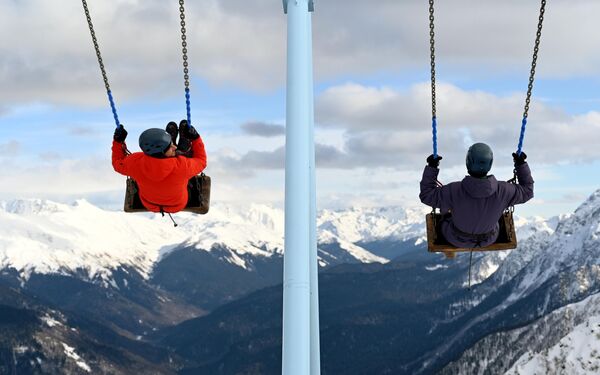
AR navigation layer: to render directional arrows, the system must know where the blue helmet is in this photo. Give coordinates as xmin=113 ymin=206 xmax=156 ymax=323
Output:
xmin=466 ymin=142 xmax=493 ymax=177
xmin=139 ymin=128 xmax=172 ymax=157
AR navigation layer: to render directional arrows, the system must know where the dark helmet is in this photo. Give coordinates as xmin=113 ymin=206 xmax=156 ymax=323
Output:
xmin=466 ymin=142 xmax=493 ymax=177
xmin=139 ymin=128 xmax=172 ymax=157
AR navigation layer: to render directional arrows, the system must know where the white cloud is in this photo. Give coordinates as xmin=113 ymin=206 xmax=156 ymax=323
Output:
xmin=240 ymin=121 xmax=285 ymax=137
xmin=1 ymin=0 xmax=597 ymax=219
xmin=315 ymin=82 xmax=600 ymax=169
xmin=0 ymin=157 xmax=121 ymax=196
xmin=0 ymin=140 xmax=21 ymax=157
xmin=2 ymin=0 xmax=600 ymax=108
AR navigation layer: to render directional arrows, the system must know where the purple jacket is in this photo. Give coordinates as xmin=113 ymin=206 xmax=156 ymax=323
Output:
xmin=419 ymin=163 xmax=534 ymax=248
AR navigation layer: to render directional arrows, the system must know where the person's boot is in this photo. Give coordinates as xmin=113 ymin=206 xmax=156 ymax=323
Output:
xmin=165 ymin=121 xmax=178 ymax=146
xmin=177 ymin=120 xmax=193 ymax=157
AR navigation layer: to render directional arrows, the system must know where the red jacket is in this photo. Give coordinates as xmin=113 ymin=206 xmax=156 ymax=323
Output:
xmin=112 ymin=138 xmax=207 ymax=213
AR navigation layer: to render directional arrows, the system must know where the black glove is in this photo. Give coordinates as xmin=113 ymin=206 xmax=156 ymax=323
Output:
xmin=113 ymin=124 xmax=128 ymax=143
xmin=512 ymin=151 xmax=527 ymax=166
xmin=179 ymin=119 xmax=200 ymax=141
xmin=426 ymin=154 xmax=443 ymax=168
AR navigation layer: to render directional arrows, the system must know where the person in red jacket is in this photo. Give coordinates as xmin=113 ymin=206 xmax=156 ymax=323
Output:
xmin=112 ymin=120 xmax=207 ymax=213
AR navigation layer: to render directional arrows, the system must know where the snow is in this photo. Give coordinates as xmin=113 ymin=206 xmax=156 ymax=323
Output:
xmin=503 ymin=189 xmax=600 ymax=303
xmin=0 ymin=199 xmax=187 ymax=280
xmin=334 ymin=238 xmax=388 ymax=264
xmin=182 ymin=203 xmax=286 ymax=261
xmin=62 ymin=343 xmax=91 ymax=372
xmin=0 ymin=197 xmax=562 ymax=284
xmin=41 ymin=315 xmax=62 ymax=328
xmin=505 ymin=295 xmax=600 ymax=375
xmin=317 ymin=206 xmax=428 ymax=243
xmin=0 ymin=199 xmax=419 ymax=280
xmin=14 ymin=346 xmax=28 ymax=354
xmin=425 ymin=264 xmax=448 ymax=271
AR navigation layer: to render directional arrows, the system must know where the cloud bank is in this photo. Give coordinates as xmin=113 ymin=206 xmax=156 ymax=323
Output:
xmin=2 ymin=0 xmax=599 ymax=108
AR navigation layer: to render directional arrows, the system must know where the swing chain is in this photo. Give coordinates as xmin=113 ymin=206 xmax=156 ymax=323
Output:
xmin=179 ymin=0 xmax=190 ymax=91
xmin=428 ymin=0 xmax=436 ymax=119
xmin=523 ymin=0 xmax=546 ymax=120
xmin=82 ymin=0 xmax=110 ymax=93
xmin=81 ymin=0 xmax=120 ymax=127
xmin=179 ymin=0 xmax=193 ymax=127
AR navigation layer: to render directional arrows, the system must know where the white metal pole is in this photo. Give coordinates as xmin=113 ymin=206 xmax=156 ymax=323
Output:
xmin=306 ymin=8 xmax=321 ymax=375
xmin=282 ymin=1 xmax=315 ymax=375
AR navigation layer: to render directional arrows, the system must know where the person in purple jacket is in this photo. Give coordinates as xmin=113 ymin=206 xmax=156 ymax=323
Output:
xmin=419 ymin=143 xmax=534 ymax=248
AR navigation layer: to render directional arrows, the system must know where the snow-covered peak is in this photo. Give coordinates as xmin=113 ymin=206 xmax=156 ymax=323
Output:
xmin=2 ymin=199 xmax=69 ymax=215
xmin=174 ymin=204 xmax=286 ymax=268
xmin=318 ymin=205 xmax=428 ymax=243
xmin=0 ymin=198 xmax=188 ymax=282
xmin=514 ymin=214 xmax=560 ymax=239
xmin=494 ymin=188 xmax=600 ymax=306
xmin=573 ymin=188 xmax=600 ymax=219
xmin=505 ymin=293 xmax=600 ymax=375
xmin=0 ymin=196 xmax=571 ymax=285
xmin=1 ymin=199 xmax=409 ymax=280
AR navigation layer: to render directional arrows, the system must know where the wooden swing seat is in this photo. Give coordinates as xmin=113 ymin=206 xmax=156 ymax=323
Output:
xmin=124 ymin=173 xmax=211 ymax=214
xmin=426 ymin=211 xmax=517 ymax=258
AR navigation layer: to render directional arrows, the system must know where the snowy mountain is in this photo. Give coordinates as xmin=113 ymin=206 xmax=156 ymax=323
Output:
xmin=434 ymin=189 xmax=600 ymax=375
xmin=0 ymin=198 xmax=556 ymax=282
xmin=0 ymin=284 xmax=181 ymax=374
xmin=505 ymin=294 xmax=600 ymax=375
xmin=3 ymin=195 xmax=589 ymax=374
xmin=0 ymin=198 xmax=433 ymax=315
xmin=439 ymin=293 xmax=600 ymax=375
xmin=148 ymin=189 xmax=600 ymax=374
xmin=0 ymin=199 xmax=187 ymax=283
xmin=489 ymin=189 xmax=599 ymax=305
xmin=318 ymin=206 xmax=427 ymax=243
xmin=0 ymin=199 xmax=415 ymax=282
xmin=0 ymin=197 xmax=561 ymax=312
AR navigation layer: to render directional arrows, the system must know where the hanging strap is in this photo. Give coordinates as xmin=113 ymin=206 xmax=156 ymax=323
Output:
xmin=428 ymin=0 xmax=438 ymax=158
xmin=161 ymin=208 xmax=179 ymax=227
xmin=81 ymin=0 xmax=120 ymax=128
xmin=516 ymin=0 xmax=546 ymax=156
xmin=179 ymin=0 xmax=192 ymax=128
xmin=467 ymin=250 xmax=474 ymax=290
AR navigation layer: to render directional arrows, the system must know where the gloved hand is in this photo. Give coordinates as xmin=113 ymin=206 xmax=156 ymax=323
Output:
xmin=512 ymin=151 xmax=527 ymax=166
xmin=179 ymin=119 xmax=200 ymax=140
xmin=426 ymin=154 xmax=443 ymax=169
xmin=113 ymin=124 xmax=128 ymax=143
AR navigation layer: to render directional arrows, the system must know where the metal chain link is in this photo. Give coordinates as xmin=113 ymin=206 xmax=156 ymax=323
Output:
xmin=522 ymin=0 xmax=546 ymax=120
xmin=81 ymin=0 xmax=119 ymax=127
xmin=82 ymin=0 xmax=110 ymax=92
xmin=179 ymin=0 xmax=192 ymax=126
xmin=179 ymin=0 xmax=190 ymax=90
xmin=516 ymin=0 xmax=546 ymax=155
xmin=428 ymin=0 xmax=438 ymax=157
xmin=428 ymin=0 xmax=436 ymax=119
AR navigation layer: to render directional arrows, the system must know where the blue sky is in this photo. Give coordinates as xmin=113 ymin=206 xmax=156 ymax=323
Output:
xmin=1 ymin=0 xmax=599 ymax=219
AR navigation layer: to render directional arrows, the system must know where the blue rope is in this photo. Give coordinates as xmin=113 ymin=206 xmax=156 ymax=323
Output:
xmin=432 ymin=116 xmax=438 ymax=158
xmin=185 ymin=88 xmax=192 ymax=127
xmin=516 ymin=117 xmax=527 ymax=155
xmin=107 ymin=90 xmax=120 ymax=127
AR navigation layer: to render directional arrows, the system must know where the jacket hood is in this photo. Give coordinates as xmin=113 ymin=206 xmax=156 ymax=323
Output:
xmin=461 ymin=175 xmax=498 ymax=198
xmin=138 ymin=154 xmax=178 ymax=182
